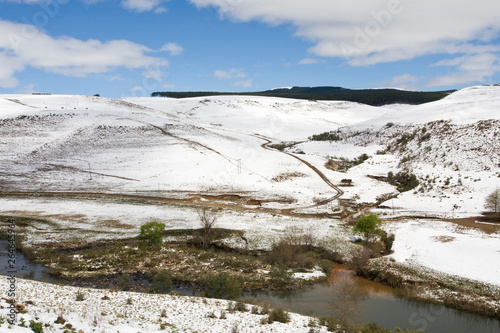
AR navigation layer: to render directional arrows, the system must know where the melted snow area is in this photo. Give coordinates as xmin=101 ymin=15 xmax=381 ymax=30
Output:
xmin=0 ymin=86 xmax=500 ymax=330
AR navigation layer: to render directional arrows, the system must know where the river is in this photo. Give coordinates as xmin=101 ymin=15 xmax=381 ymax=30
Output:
xmin=1 ymin=240 xmax=499 ymax=332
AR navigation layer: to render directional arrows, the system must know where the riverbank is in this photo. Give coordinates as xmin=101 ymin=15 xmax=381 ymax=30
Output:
xmin=367 ymin=257 xmax=500 ymax=319
xmin=0 ymin=275 xmax=330 ymax=333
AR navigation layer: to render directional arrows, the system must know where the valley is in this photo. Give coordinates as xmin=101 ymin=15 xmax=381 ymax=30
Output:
xmin=1 ymin=86 xmax=499 ymax=332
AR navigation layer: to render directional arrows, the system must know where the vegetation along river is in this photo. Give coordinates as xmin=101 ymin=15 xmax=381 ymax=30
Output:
xmin=1 ymin=240 xmax=499 ymax=332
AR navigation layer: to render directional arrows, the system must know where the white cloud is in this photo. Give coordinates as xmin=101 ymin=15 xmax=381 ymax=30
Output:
xmin=154 ymin=6 xmax=168 ymax=13
xmin=0 ymin=19 xmax=169 ymax=88
xmin=390 ymin=74 xmax=418 ymax=85
xmin=121 ymin=0 xmax=167 ymax=13
xmin=0 ymin=53 xmax=24 ymax=88
xmin=214 ymin=68 xmax=246 ymax=79
xmin=298 ymin=58 xmax=319 ymax=65
xmin=233 ymin=79 xmax=252 ymax=88
xmin=189 ymin=0 xmax=500 ymax=66
xmin=141 ymin=68 xmax=164 ymax=81
xmin=159 ymin=43 xmax=184 ymax=56
xmin=387 ymin=73 xmax=419 ymax=90
xmin=0 ymin=0 xmax=52 ymax=3
xmin=428 ymin=53 xmax=500 ymax=87
xmin=15 ymin=83 xmax=36 ymax=94
xmin=0 ymin=0 xmax=169 ymax=13
xmin=161 ymin=83 xmax=175 ymax=89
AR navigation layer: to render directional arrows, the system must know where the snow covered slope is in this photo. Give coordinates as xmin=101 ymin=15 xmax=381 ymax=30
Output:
xmin=0 ymin=93 xmax=391 ymax=210
xmin=294 ymin=85 xmax=500 ymax=216
xmin=352 ymin=85 xmax=500 ymax=127
xmin=1 ymin=85 xmax=499 ymax=214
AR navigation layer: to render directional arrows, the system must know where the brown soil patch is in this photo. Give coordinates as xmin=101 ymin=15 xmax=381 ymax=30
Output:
xmin=431 ymin=235 xmax=456 ymax=243
xmin=444 ymin=214 xmax=500 ymax=234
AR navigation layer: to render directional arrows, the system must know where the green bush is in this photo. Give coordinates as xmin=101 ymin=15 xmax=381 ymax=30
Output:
xmin=150 ymin=270 xmax=172 ymax=294
xmin=335 ymin=154 xmax=370 ymax=172
xmin=318 ymin=259 xmax=335 ymax=274
xmin=309 ymin=131 xmax=342 ymax=142
xmin=267 ymin=308 xmax=290 ymax=323
xmin=269 ymin=265 xmax=293 ymax=289
xmin=117 ymin=273 xmax=132 ymax=291
xmin=138 ymin=221 xmax=165 ymax=244
xmin=203 ymin=272 xmax=242 ymax=299
xmin=267 ymin=240 xmax=315 ymax=270
xmin=381 ymin=232 xmax=395 ymax=252
xmin=75 ymin=290 xmax=85 ymax=301
xmin=353 ymin=214 xmax=382 ymax=244
xmin=227 ymin=300 xmax=248 ymax=312
xmin=318 ymin=316 xmax=339 ymax=331
xmin=29 ymin=320 xmax=44 ymax=333
xmin=387 ymin=171 xmax=419 ymax=192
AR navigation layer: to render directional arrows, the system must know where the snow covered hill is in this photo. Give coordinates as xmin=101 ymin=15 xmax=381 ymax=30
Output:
xmin=0 ymin=93 xmax=391 ymax=210
xmin=1 ymin=85 xmax=499 ymax=214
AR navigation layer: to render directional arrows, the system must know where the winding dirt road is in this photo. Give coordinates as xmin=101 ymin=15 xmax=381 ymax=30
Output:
xmin=253 ymin=134 xmax=344 ymax=209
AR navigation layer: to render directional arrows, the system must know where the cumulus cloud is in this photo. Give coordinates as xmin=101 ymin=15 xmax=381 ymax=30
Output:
xmin=0 ymin=19 xmax=169 ymax=88
xmin=214 ymin=68 xmax=246 ymax=79
xmin=159 ymin=42 xmax=184 ymax=56
xmin=15 ymin=83 xmax=36 ymax=94
xmin=428 ymin=53 xmax=500 ymax=87
xmin=121 ymin=0 xmax=168 ymax=13
xmin=0 ymin=0 xmax=169 ymax=13
xmin=298 ymin=58 xmax=320 ymax=65
xmin=189 ymin=1 xmax=500 ymax=70
xmin=233 ymin=79 xmax=252 ymax=88
xmin=390 ymin=74 xmax=418 ymax=85
xmin=387 ymin=73 xmax=419 ymax=90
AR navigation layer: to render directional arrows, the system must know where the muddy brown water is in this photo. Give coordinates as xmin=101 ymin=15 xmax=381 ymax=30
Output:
xmin=1 ymin=241 xmax=499 ymax=332
xmin=242 ymin=267 xmax=500 ymax=333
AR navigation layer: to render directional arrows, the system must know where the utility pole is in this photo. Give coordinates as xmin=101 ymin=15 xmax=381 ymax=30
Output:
xmin=87 ymin=160 xmax=92 ymax=180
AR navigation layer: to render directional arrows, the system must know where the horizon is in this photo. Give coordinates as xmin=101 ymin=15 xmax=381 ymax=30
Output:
xmin=0 ymin=83 xmax=471 ymax=98
xmin=1 ymin=1 xmax=499 ymax=98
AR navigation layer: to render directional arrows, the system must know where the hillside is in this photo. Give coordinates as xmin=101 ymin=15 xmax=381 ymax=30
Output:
xmin=151 ymin=86 xmax=453 ymax=106
xmin=1 ymin=86 xmax=499 ymax=218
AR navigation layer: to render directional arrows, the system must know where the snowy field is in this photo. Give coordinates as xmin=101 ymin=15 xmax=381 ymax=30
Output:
xmin=384 ymin=219 xmax=500 ymax=287
xmin=0 ymin=277 xmax=329 ymax=332
xmin=0 ymin=195 xmax=358 ymax=256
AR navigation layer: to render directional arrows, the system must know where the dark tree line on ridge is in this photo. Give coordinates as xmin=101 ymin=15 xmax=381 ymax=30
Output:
xmin=152 ymin=86 xmax=454 ymax=106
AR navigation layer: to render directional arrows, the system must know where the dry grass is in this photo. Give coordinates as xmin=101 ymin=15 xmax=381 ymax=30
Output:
xmin=431 ymin=235 xmax=456 ymax=243
xmin=271 ymin=172 xmax=307 ymax=182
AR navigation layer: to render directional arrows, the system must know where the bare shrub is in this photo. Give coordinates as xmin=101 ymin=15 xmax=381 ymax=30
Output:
xmin=350 ymin=248 xmax=373 ymax=276
xmin=267 ymin=240 xmax=314 ymax=270
xmin=485 ymin=187 xmax=500 ymax=213
xmin=329 ymin=275 xmax=367 ymax=324
xmin=282 ymin=226 xmax=316 ymax=248
xmin=196 ymin=208 xmax=219 ymax=248
xmin=75 ymin=290 xmax=85 ymax=301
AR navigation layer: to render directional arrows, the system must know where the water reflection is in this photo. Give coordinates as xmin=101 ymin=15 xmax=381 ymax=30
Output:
xmin=247 ymin=267 xmax=500 ymax=333
xmin=0 ymin=240 xmax=67 ymax=284
xmin=1 ymin=241 xmax=499 ymax=333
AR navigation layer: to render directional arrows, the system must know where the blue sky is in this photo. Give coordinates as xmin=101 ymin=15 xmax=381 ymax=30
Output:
xmin=1 ymin=0 xmax=500 ymax=98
